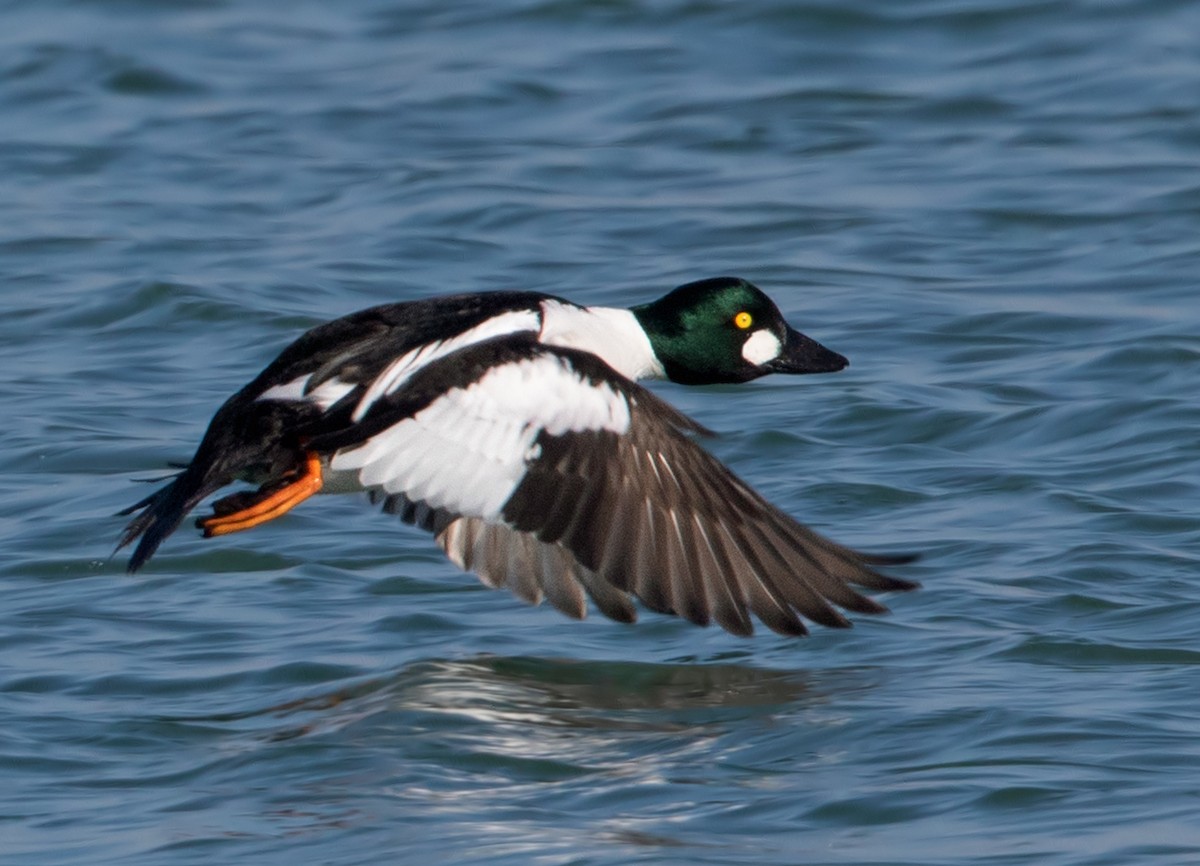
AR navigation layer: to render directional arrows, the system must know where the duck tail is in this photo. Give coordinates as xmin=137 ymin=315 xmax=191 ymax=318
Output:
xmin=115 ymin=465 xmax=224 ymax=573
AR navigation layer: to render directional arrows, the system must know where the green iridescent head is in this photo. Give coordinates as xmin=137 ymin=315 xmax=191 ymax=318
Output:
xmin=632 ymin=277 xmax=847 ymax=385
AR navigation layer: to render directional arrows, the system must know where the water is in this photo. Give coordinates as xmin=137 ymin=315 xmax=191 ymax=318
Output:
xmin=3 ymin=0 xmax=1200 ymax=863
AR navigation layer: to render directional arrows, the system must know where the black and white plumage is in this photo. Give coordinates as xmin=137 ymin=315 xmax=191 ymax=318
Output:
xmin=117 ymin=278 xmax=917 ymax=636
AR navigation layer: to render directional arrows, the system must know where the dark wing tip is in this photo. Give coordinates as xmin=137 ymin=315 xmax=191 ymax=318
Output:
xmin=850 ymin=561 xmax=921 ymax=593
xmin=881 ymin=575 xmax=921 ymax=592
xmin=857 ymin=550 xmax=921 ymax=568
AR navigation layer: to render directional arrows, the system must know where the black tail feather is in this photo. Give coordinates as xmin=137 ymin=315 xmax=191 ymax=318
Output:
xmin=115 ymin=475 xmax=180 ymax=517
xmin=116 ymin=468 xmax=221 ymax=572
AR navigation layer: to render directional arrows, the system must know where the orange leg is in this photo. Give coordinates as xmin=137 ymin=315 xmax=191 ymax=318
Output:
xmin=200 ymin=452 xmax=323 ymax=537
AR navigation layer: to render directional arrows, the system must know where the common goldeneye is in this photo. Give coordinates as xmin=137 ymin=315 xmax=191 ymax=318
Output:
xmin=117 ymin=276 xmax=917 ymax=636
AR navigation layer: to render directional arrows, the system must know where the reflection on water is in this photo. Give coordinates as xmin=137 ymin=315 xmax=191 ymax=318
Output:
xmin=140 ymin=655 xmax=881 ymax=855
xmin=405 ymin=655 xmax=819 ymax=714
xmin=178 ymin=655 xmax=850 ymax=741
xmin=203 ymin=656 xmax=883 ymax=853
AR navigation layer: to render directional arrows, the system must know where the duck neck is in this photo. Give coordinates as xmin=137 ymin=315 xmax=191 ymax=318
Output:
xmin=538 ymin=300 xmax=666 ymax=381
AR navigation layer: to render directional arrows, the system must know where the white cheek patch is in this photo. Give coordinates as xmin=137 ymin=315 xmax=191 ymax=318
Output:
xmin=741 ymin=329 xmax=782 ymax=366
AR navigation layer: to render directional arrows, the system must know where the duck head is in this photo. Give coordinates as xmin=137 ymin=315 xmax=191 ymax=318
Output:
xmin=632 ymin=277 xmax=848 ymax=385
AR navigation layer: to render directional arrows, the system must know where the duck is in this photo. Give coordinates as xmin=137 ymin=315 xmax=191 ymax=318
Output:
xmin=117 ymin=276 xmax=917 ymax=636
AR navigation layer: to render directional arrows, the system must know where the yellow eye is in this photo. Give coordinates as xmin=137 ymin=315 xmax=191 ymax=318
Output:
xmin=734 ymin=311 xmax=753 ymax=330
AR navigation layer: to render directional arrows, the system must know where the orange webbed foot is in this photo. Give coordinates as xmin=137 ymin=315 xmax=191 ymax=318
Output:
xmin=198 ymin=452 xmax=323 ymax=537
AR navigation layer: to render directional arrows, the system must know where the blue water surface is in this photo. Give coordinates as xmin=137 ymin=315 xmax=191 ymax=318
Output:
xmin=3 ymin=1 xmax=1200 ymax=864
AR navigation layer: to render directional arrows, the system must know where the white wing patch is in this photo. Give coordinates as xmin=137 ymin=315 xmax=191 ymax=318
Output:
xmin=741 ymin=329 xmax=782 ymax=366
xmin=352 ymin=309 xmax=541 ymax=423
xmin=257 ymin=375 xmax=356 ymax=410
xmin=330 ymin=354 xmax=631 ymax=520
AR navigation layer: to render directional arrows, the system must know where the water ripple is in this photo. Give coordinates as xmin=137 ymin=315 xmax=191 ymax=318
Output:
xmin=3 ymin=0 xmax=1200 ymax=863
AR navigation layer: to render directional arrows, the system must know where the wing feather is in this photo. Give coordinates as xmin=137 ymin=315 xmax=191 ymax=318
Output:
xmin=316 ymin=335 xmax=914 ymax=635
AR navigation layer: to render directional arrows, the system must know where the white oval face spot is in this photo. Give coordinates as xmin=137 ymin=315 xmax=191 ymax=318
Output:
xmin=741 ymin=329 xmax=782 ymax=365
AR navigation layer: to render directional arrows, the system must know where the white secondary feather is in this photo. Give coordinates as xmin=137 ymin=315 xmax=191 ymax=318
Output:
xmin=352 ymin=309 xmax=541 ymax=422
xmin=330 ymin=354 xmax=632 ymax=520
xmin=539 ymin=300 xmax=665 ymax=381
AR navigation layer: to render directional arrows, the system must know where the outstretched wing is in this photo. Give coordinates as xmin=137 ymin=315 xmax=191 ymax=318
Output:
xmin=312 ymin=334 xmax=917 ymax=636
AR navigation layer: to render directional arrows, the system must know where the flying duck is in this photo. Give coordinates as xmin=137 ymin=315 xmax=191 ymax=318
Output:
xmin=117 ymin=276 xmax=917 ymax=636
